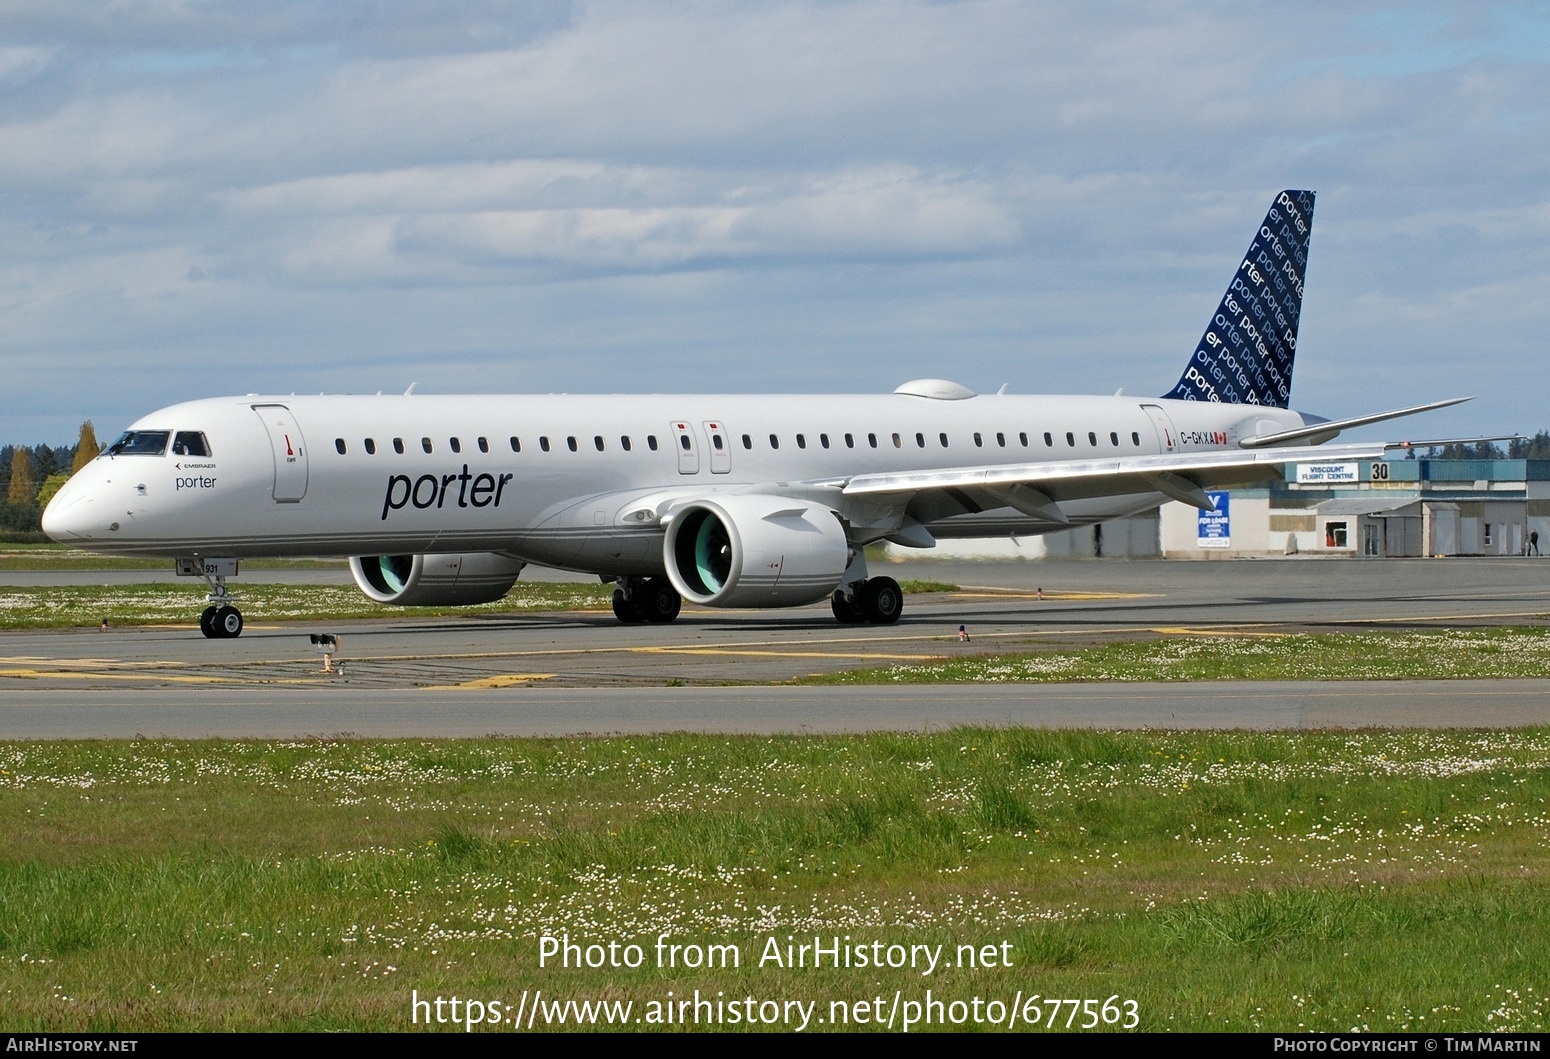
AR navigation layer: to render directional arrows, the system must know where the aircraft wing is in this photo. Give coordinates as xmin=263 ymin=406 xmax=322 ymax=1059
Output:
xmin=832 ymin=440 xmax=1389 ymax=515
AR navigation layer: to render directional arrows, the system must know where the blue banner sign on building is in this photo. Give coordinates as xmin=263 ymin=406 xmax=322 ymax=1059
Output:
xmin=1197 ymin=491 xmax=1231 ymax=548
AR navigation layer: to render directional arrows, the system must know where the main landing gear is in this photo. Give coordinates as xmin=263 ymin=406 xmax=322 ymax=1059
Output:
xmin=611 ymin=576 xmax=682 ymax=624
xmin=831 ymin=576 xmax=903 ymax=625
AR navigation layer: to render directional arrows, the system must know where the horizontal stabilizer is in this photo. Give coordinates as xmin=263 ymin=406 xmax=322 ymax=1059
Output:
xmin=1239 ymin=397 xmax=1472 ymax=448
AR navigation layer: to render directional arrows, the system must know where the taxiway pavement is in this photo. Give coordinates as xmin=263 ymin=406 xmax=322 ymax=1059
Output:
xmin=2 ymin=557 xmax=1547 ymax=737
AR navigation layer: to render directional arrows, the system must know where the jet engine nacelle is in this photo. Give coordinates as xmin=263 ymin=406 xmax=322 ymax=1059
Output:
xmin=349 ymin=552 xmax=526 ymax=606
xmin=663 ymin=496 xmax=849 ymax=608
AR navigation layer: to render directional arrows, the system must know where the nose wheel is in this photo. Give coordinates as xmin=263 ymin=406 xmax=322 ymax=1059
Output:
xmin=200 ymin=605 xmax=244 ymax=639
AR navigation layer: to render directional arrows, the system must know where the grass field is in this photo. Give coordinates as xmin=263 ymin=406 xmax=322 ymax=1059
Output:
xmin=804 ymin=627 xmax=1550 ymax=684
xmin=2 ymin=729 xmax=1547 ymax=1032
xmin=0 ymin=580 xmax=955 ymax=630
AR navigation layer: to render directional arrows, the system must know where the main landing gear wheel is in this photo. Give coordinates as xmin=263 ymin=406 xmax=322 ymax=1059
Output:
xmin=642 ymin=578 xmax=682 ymax=624
xmin=612 ymin=588 xmax=647 ymax=624
xmin=831 ymin=590 xmax=867 ymax=624
xmin=200 ymin=605 xmax=244 ymax=639
xmin=860 ymin=576 xmax=903 ymax=625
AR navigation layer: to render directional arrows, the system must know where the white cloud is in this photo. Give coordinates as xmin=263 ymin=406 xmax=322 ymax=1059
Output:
xmin=0 ymin=1 xmax=1546 ymax=438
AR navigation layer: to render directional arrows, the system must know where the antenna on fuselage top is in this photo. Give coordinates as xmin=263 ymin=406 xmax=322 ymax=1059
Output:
xmin=404 ymin=382 xmax=418 ymax=395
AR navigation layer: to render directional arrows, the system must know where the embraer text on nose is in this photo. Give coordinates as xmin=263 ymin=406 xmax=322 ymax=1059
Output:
xmin=382 ymin=466 xmax=513 ymax=520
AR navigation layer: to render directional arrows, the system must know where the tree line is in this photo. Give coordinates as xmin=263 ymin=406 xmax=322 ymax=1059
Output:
xmin=1 ymin=422 xmax=100 ymax=540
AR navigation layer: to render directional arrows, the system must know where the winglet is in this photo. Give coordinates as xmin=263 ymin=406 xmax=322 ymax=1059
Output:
xmin=1164 ymin=190 xmax=1315 ymax=409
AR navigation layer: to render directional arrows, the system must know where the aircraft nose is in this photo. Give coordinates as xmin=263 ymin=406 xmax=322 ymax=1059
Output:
xmin=41 ymin=478 xmax=101 ymax=543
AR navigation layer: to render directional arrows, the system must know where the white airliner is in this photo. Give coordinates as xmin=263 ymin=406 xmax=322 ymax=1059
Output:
xmin=43 ymin=190 xmax=1464 ymax=637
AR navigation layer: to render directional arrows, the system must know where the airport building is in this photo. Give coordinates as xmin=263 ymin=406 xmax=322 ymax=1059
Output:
xmin=895 ymin=459 xmax=1550 ymax=560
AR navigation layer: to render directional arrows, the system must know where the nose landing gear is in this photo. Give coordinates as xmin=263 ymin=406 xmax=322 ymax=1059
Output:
xmin=178 ymin=558 xmax=245 ymax=639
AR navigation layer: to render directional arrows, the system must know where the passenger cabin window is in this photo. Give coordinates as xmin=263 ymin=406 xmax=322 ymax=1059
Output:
xmin=1019 ymin=432 xmax=1028 ymax=446
xmin=334 ymin=438 xmax=346 ymax=455
xmin=796 ymin=434 xmax=807 ymax=449
xmin=1088 ymin=431 xmax=1097 ymax=446
xmin=996 ymin=432 xmax=1006 ymax=447
xmin=421 ymin=437 xmax=433 ymax=453
xmin=595 ymin=436 xmax=606 ymax=451
xmin=916 ymin=432 xmax=925 ymax=448
xmin=1066 ymin=432 xmax=1075 ymax=447
xmin=621 ymin=436 xmax=632 ymax=451
xmin=892 ymin=433 xmax=902 ymax=448
xmin=364 ymin=438 xmax=376 ymax=455
xmin=647 ymin=436 xmax=659 ymax=451
xmin=1110 ymin=431 xmax=1119 ymax=446
xmin=820 ymin=434 xmax=830 ymax=448
xmin=567 ymin=436 xmax=578 ymax=452
xmin=769 ymin=434 xmax=780 ymax=450
xmin=509 ymin=436 xmax=521 ymax=453
xmin=940 ymin=432 xmax=949 ymax=447
xmin=742 ymin=434 xmax=752 ymax=449
xmin=106 ymin=431 xmax=170 ymax=456
xmin=393 ymin=438 xmax=405 ymax=454
xmin=973 ymin=432 xmax=983 ymax=447
xmin=450 ymin=437 xmax=461 ymax=453
xmin=1132 ymin=431 xmax=1141 ymax=446
xmin=478 ymin=437 xmax=489 ymax=453
xmin=845 ymin=433 xmax=855 ymax=448
xmin=679 ymin=435 xmax=691 ymax=451
xmin=171 ymin=431 xmax=211 ymax=457
xmin=867 ymin=433 xmax=878 ymax=448
xmin=539 ymin=437 xmax=551 ymax=452
xmin=1043 ymin=432 xmax=1053 ymax=447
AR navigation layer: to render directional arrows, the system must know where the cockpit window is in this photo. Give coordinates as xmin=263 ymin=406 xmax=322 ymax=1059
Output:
xmin=172 ymin=431 xmax=211 ymax=457
xmin=106 ymin=430 xmax=170 ymax=456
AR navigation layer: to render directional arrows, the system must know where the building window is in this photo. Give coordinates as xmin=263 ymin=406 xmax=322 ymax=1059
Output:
xmin=1325 ymin=522 xmax=1349 ymax=548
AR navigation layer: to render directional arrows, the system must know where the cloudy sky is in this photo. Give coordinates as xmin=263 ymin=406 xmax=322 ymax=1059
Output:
xmin=2 ymin=1 xmax=1546 ymax=444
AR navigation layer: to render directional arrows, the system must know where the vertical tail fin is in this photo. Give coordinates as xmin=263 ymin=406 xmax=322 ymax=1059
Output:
xmin=1163 ymin=190 xmax=1315 ymax=408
